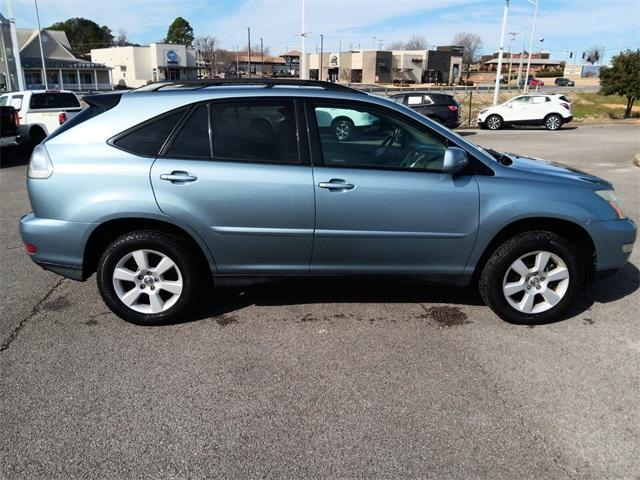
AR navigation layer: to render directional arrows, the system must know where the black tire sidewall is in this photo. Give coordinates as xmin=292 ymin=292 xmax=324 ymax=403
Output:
xmin=97 ymin=231 xmax=198 ymax=325
xmin=480 ymin=231 xmax=584 ymax=324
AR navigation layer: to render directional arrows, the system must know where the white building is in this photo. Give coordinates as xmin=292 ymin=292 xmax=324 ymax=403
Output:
xmin=91 ymin=43 xmax=199 ymax=88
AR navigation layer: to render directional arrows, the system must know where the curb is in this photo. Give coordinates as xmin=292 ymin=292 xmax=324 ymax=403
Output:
xmin=634 ymin=154 xmax=640 ymax=168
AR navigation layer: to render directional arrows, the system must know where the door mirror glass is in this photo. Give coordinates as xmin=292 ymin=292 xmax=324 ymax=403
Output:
xmin=442 ymin=147 xmax=469 ymax=174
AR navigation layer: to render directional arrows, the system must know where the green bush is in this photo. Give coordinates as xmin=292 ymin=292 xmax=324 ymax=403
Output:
xmin=535 ymin=70 xmax=564 ymax=78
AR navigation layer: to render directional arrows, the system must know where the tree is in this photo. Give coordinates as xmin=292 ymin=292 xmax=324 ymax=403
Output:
xmin=386 ymin=40 xmax=405 ymax=50
xmin=115 ymin=29 xmax=128 ymax=46
xmin=583 ymin=45 xmax=604 ymax=65
xmin=405 ymin=34 xmax=428 ymax=50
xmin=195 ymin=35 xmax=218 ymax=75
xmin=452 ymin=31 xmax=483 ymax=79
xmin=600 ymin=49 xmax=640 ymax=118
xmin=48 ymin=17 xmax=113 ymax=57
xmin=164 ymin=17 xmax=194 ymax=46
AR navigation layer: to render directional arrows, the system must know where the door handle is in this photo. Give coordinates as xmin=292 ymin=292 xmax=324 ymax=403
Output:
xmin=318 ymin=179 xmax=355 ymax=191
xmin=160 ymin=171 xmax=198 ymax=183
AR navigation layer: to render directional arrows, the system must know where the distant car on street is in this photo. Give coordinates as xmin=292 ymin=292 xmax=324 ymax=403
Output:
xmin=554 ymin=77 xmax=576 ymax=87
xmin=389 ymin=92 xmax=461 ymax=129
xmin=0 ymin=90 xmax=82 ymax=144
xmin=477 ymin=94 xmax=572 ymax=130
xmin=529 ymin=78 xmax=545 ymax=87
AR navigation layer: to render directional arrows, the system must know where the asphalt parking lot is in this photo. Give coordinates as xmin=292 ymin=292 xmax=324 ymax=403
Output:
xmin=1 ymin=123 xmax=639 ymax=479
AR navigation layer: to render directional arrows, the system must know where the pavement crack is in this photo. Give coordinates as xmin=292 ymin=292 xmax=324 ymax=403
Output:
xmin=0 ymin=277 xmax=66 ymax=353
xmin=0 ymin=245 xmax=23 ymax=251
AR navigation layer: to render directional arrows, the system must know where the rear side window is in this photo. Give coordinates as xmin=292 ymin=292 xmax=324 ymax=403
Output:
xmin=30 ymin=93 xmax=80 ymax=109
xmin=113 ymin=108 xmax=186 ymax=156
xmin=211 ymin=100 xmax=299 ymax=164
xmin=165 ymin=105 xmax=211 ymax=158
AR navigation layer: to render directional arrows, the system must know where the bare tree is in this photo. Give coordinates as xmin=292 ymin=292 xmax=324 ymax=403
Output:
xmin=114 ymin=29 xmax=128 ymax=46
xmin=452 ymin=31 xmax=483 ymax=79
xmin=386 ymin=40 xmax=405 ymax=50
xmin=404 ymin=34 xmax=428 ymax=50
xmin=195 ymin=35 xmax=218 ymax=76
xmin=583 ymin=45 xmax=605 ymax=64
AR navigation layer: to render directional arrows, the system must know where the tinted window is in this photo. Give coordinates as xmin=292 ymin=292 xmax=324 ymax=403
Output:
xmin=0 ymin=96 xmax=7 ymax=106
xmin=211 ymin=100 xmax=298 ymax=163
xmin=113 ymin=108 xmax=186 ymax=156
xmin=166 ymin=105 xmax=211 ymax=158
xmin=30 ymin=93 xmax=80 ymax=109
xmin=314 ymin=102 xmax=447 ymax=172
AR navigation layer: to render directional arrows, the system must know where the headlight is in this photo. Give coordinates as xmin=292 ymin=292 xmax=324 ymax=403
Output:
xmin=27 ymin=144 xmax=54 ymax=179
xmin=595 ymin=189 xmax=626 ymax=219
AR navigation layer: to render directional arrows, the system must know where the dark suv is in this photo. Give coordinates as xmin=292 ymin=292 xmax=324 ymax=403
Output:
xmin=389 ymin=92 xmax=461 ymax=129
xmin=554 ymin=77 xmax=576 ymax=87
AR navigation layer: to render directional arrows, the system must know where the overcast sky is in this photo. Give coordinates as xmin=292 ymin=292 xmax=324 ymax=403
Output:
xmin=5 ymin=0 xmax=640 ymax=63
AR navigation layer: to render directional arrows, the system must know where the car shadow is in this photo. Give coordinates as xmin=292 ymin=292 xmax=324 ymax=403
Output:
xmin=456 ymin=130 xmax=477 ymax=137
xmin=0 ymin=144 xmax=33 ymax=168
xmin=171 ymin=262 xmax=639 ymax=327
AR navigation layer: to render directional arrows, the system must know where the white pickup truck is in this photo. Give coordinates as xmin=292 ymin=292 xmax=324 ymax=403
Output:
xmin=0 ymin=90 xmax=83 ymax=144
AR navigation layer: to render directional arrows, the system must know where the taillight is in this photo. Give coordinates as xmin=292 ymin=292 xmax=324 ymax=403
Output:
xmin=27 ymin=144 xmax=54 ymax=179
xmin=561 ymin=102 xmax=571 ymax=110
xmin=24 ymin=243 xmax=37 ymax=254
xmin=448 ymin=105 xmax=459 ymax=112
xmin=58 ymin=112 xmax=67 ymax=124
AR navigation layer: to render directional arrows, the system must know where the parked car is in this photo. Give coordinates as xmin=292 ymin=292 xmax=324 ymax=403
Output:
xmin=20 ymin=79 xmax=635 ymax=326
xmin=0 ymin=105 xmax=19 ymax=147
xmin=529 ymin=78 xmax=545 ymax=87
xmin=389 ymin=92 xmax=461 ymax=129
xmin=0 ymin=90 xmax=82 ymax=144
xmin=315 ymin=106 xmax=379 ymax=140
xmin=477 ymin=94 xmax=573 ymax=130
xmin=554 ymin=77 xmax=576 ymax=87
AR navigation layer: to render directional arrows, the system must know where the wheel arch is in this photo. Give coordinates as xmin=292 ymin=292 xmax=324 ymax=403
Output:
xmin=471 ymin=217 xmax=596 ymax=284
xmin=82 ymin=217 xmax=215 ymax=280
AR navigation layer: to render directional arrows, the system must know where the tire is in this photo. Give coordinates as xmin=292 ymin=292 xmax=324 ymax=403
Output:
xmin=479 ymin=231 xmax=584 ymax=324
xmin=332 ymin=118 xmax=355 ymax=141
xmin=485 ymin=114 xmax=503 ymax=130
xmin=97 ymin=230 xmax=203 ymax=325
xmin=545 ymin=114 xmax=563 ymax=131
xmin=30 ymin=127 xmax=46 ymax=146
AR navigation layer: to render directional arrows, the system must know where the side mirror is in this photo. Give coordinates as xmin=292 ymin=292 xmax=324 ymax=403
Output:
xmin=442 ymin=147 xmax=469 ymax=174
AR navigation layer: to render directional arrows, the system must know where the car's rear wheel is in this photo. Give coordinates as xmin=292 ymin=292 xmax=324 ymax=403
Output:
xmin=332 ymin=118 xmax=355 ymax=141
xmin=545 ymin=114 xmax=563 ymax=131
xmin=479 ymin=231 xmax=584 ymax=324
xmin=97 ymin=230 xmax=201 ymax=325
xmin=486 ymin=114 xmax=503 ymax=130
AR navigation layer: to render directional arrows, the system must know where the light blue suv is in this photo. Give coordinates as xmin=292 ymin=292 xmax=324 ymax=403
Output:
xmin=20 ymin=79 xmax=636 ymax=325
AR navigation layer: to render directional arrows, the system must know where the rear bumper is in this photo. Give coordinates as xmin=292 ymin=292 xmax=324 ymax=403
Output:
xmin=564 ymin=115 xmax=573 ymax=123
xmin=589 ymin=218 xmax=636 ymax=272
xmin=19 ymin=212 xmax=97 ymax=281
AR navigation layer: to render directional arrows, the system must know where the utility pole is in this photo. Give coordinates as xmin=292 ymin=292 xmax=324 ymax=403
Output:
xmin=516 ymin=41 xmax=525 ymax=88
xmin=34 ymin=0 xmax=48 ymax=89
xmin=372 ymin=36 xmax=376 ymax=50
xmin=319 ymin=34 xmax=323 ymax=81
xmin=493 ymin=0 xmax=509 ymax=105
xmin=507 ymin=32 xmax=518 ymax=86
xmin=260 ymin=37 xmax=264 ymax=77
xmin=235 ymin=44 xmax=239 ymax=77
xmin=523 ymin=0 xmax=539 ymax=94
xmin=300 ymin=0 xmax=308 ymax=79
xmin=7 ymin=0 xmax=25 ymax=91
xmin=247 ymin=27 xmax=251 ymax=78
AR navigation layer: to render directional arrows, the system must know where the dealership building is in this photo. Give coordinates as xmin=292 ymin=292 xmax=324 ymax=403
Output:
xmin=304 ymin=46 xmax=463 ymax=84
xmin=91 ymin=43 xmax=201 ymax=88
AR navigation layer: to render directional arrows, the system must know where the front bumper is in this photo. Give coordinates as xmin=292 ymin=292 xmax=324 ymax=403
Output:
xmin=20 ymin=213 xmax=97 ymax=281
xmin=588 ymin=218 xmax=636 ymax=272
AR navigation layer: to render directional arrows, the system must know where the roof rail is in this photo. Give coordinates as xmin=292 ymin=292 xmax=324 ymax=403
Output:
xmin=134 ymin=78 xmax=367 ymax=95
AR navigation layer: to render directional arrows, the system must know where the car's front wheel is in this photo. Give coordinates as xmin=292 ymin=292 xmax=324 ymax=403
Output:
xmin=332 ymin=118 xmax=355 ymax=141
xmin=97 ymin=230 xmax=202 ymax=325
xmin=485 ymin=114 xmax=503 ymax=130
xmin=545 ymin=114 xmax=563 ymax=131
xmin=479 ymin=231 xmax=584 ymax=324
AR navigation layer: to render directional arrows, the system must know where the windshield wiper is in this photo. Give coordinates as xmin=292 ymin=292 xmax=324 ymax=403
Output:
xmin=482 ymin=147 xmax=513 ymax=166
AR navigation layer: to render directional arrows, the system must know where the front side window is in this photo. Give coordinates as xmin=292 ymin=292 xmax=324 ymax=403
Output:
xmin=0 ymin=96 xmax=7 ymax=107
xmin=113 ymin=107 xmax=187 ymax=156
xmin=509 ymin=96 xmax=531 ymax=105
xmin=313 ymin=102 xmax=447 ymax=172
xmin=211 ymin=100 xmax=298 ymax=164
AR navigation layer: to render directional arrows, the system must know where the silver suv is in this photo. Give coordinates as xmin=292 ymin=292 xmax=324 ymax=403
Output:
xmin=20 ymin=79 xmax=636 ymax=325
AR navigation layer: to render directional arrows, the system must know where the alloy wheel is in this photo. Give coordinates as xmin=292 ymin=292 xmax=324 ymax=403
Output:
xmin=502 ymin=250 xmax=570 ymax=314
xmin=487 ymin=116 xmax=501 ymax=130
xmin=546 ymin=116 xmax=561 ymax=130
xmin=112 ymin=249 xmax=183 ymax=314
xmin=335 ymin=121 xmax=351 ymax=140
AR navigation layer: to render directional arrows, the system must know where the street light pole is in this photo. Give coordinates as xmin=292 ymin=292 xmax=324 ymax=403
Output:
xmin=7 ymin=0 xmax=25 ymax=90
xmin=300 ymin=0 xmax=308 ymax=79
xmin=319 ymin=34 xmax=323 ymax=81
xmin=34 ymin=0 xmax=48 ymax=89
xmin=507 ymin=32 xmax=517 ymax=86
xmin=523 ymin=0 xmax=539 ymax=94
xmin=492 ymin=0 xmax=509 ymax=105
xmin=247 ymin=27 xmax=251 ymax=78
xmin=260 ymin=37 xmax=264 ymax=77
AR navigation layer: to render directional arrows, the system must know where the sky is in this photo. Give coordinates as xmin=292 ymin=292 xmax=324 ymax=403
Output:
xmin=4 ymin=0 xmax=640 ymax=63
